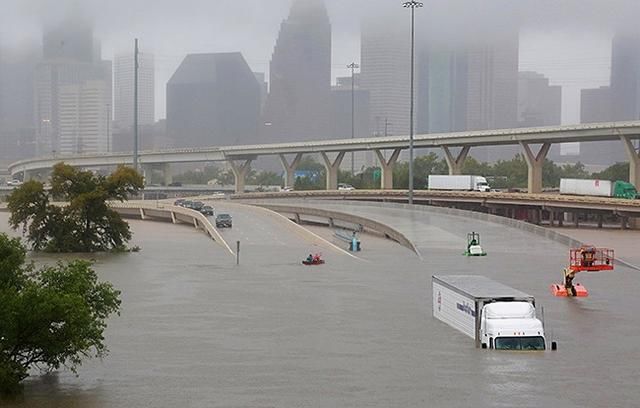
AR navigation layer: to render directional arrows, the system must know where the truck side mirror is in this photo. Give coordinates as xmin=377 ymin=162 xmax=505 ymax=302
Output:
xmin=551 ymin=341 xmax=557 ymax=351
xmin=481 ymin=343 xmax=487 ymax=349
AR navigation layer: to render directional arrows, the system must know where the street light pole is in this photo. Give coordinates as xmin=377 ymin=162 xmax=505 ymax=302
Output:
xmin=133 ymin=38 xmax=139 ymax=172
xmin=347 ymin=62 xmax=359 ymax=175
xmin=403 ymin=1 xmax=422 ymax=205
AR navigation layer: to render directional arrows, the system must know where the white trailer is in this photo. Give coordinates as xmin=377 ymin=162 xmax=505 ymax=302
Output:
xmin=428 ymin=175 xmax=490 ymax=192
xmin=560 ymin=178 xmax=613 ymax=197
xmin=432 ymin=275 xmax=555 ymax=351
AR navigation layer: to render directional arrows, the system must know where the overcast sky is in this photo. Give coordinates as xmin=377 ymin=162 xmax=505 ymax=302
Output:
xmin=1 ymin=0 xmax=637 ymax=124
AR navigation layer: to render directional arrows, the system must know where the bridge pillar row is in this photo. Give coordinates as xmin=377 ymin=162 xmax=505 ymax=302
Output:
xmin=442 ymin=146 xmax=471 ymax=175
xmin=520 ymin=142 xmax=551 ymax=194
xmin=279 ymin=153 xmax=303 ymax=188
xmin=321 ymin=152 xmax=346 ymax=190
xmin=621 ymin=135 xmax=640 ymax=190
xmin=374 ymin=149 xmax=402 ymax=190
xmin=228 ymin=159 xmax=252 ymax=194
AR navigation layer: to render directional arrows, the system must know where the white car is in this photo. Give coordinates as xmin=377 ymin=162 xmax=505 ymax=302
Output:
xmin=338 ymin=183 xmax=355 ymax=191
xmin=7 ymin=179 xmax=23 ymax=187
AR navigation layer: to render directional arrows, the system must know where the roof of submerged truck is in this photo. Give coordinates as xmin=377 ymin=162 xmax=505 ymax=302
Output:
xmin=433 ymin=275 xmax=534 ymax=302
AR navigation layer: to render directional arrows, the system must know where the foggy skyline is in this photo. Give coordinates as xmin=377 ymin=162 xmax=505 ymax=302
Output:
xmin=1 ymin=0 xmax=638 ymax=124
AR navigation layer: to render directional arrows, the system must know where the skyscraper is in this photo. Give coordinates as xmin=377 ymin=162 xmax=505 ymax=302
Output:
xmin=610 ymin=33 xmax=640 ymax=121
xmin=465 ymin=38 xmax=519 ymax=132
xmin=166 ymin=53 xmax=261 ymax=148
xmin=114 ymin=51 xmax=155 ymax=130
xmin=0 ymin=46 xmax=38 ymax=163
xmin=517 ymin=71 xmax=561 ymax=127
xmin=262 ymin=0 xmax=332 ymax=142
xmin=361 ymin=20 xmax=410 ymax=139
xmin=35 ymin=18 xmax=112 ymax=156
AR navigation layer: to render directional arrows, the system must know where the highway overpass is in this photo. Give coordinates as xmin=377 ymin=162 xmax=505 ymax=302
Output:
xmin=8 ymin=121 xmax=640 ymax=194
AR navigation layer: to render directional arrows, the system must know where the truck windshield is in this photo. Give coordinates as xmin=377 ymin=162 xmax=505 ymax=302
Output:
xmin=494 ymin=336 xmax=545 ymax=351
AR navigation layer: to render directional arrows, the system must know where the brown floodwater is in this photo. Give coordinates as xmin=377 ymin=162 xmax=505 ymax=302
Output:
xmin=1 ymin=202 xmax=638 ymax=407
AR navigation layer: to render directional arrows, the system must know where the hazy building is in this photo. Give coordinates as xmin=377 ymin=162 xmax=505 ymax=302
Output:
xmin=416 ymin=47 xmax=468 ymax=134
xmin=262 ymin=0 xmax=332 ymax=142
xmin=465 ymin=39 xmax=519 ymax=132
xmin=330 ymin=83 xmax=371 ymax=169
xmin=166 ymin=53 xmax=261 ymax=148
xmin=517 ymin=71 xmax=562 ymax=127
xmin=610 ymin=33 xmax=640 ymax=121
xmin=253 ymin=72 xmax=268 ymax=114
xmin=578 ymin=86 xmax=626 ymax=165
xmin=35 ymin=19 xmax=111 ymax=155
xmin=361 ymin=20 xmax=410 ymax=139
xmin=0 ymin=47 xmax=38 ymax=162
xmin=114 ymin=51 xmax=155 ymax=130
xmin=58 ymin=80 xmax=110 ymax=154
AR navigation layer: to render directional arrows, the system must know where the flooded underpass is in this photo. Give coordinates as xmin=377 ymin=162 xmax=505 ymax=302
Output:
xmin=1 ymin=202 xmax=639 ymax=407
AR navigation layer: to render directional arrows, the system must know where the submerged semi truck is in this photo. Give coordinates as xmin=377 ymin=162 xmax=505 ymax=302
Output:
xmin=428 ymin=175 xmax=490 ymax=192
xmin=432 ymin=275 xmax=556 ymax=351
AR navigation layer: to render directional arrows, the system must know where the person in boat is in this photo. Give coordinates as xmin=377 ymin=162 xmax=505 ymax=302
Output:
xmin=313 ymin=254 xmax=321 ymax=262
xmin=306 ymin=254 xmax=313 ymax=263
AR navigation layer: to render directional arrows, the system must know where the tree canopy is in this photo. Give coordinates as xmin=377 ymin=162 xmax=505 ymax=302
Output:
xmin=0 ymin=233 xmax=121 ymax=395
xmin=7 ymin=163 xmax=143 ymax=252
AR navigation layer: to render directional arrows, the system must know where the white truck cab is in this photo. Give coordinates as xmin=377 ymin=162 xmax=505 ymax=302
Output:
xmin=480 ymin=301 xmax=546 ymax=351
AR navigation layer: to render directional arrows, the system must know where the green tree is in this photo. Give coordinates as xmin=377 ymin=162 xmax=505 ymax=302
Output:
xmin=0 ymin=234 xmax=121 ymax=395
xmin=592 ymin=162 xmax=630 ymax=182
xmin=294 ymin=157 xmax=325 ymax=190
xmin=7 ymin=163 xmax=143 ymax=253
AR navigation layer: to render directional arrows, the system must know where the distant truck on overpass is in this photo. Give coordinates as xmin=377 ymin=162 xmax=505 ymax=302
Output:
xmin=560 ymin=178 xmax=639 ymax=200
xmin=428 ymin=175 xmax=491 ymax=192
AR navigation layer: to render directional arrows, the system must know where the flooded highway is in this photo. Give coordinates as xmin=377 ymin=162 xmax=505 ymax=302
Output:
xmin=1 ymin=201 xmax=639 ymax=407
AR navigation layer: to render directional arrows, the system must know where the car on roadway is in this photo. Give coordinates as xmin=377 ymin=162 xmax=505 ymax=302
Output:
xmin=7 ymin=179 xmax=23 ymax=187
xmin=168 ymin=181 xmax=183 ymax=187
xmin=338 ymin=183 xmax=355 ymax=191
xmin=200 ymin=205 xmax=214 ymax=216
xmin=282 ymin=186 xmax=294 ymax=192
xmin=174 ymin=199 xmax=186 ymax=206
xmin=182 ymin=200 xmax=194 ymax=209
xmin=215 ymin=213 xmax=232 ymax=228
xmin=191 ymin=201 xmax=204 ymax=211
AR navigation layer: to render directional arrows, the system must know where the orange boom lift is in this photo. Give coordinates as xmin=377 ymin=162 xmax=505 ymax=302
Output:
xmin=550 ymin=246 xmax=614 ymax=297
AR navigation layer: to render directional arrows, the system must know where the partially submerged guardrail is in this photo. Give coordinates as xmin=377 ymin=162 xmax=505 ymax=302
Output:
xmin=110 ymin=202 xmax=234 ymax=256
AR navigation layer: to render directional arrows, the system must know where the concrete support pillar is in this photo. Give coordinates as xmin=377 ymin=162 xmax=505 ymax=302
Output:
xmin=228 ymin=159 xmax=252 ymax=194
xmin=23 ymin=170 xmax=31 ymax=181
xmin=162 ymin=163 xmax=173 ymax=186
xmin=442 ymin=146 xmax=471 ymax=175
xmin=574 ymin=213 xmax=580 ymax=228
xmin=279 ymin=153 xmax=303 ymax=188
xmin=598 ymin=214 xmax=604 ymax=229
xmin=557 ymin=212 xmax=564 ymax=227
xmin=374 ymin=149 xmax=402 ymax=190
xmin=141 ymin=164 xmax=153 ymax=185
xmin=520 ymin=142 xmax=551 ymax=194
xmin=620 ymin=135 xmax=640 ymax=190
xmin=321 ymin=151 xmax=346 ymax=190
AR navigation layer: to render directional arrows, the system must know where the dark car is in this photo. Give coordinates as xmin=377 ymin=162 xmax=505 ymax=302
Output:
xmin=215 ymin=213 xmax=232 ymax=228
xmin=191 ymin=201 xmax=204 ymax=211
xmin=174 ymin=199 xmax=186 ymax=206
xmin=200 ymin=205 xmax=214 ymax=216
xmin=182 ymin=200 xmax=194 ymax=208
xmin=168 ymin=181 xmax=183 ymax=187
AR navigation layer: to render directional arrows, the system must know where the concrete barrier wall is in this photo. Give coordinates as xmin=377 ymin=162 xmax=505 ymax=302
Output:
xmin=111 ymin=202 xmax=233 ymax=256
xmin=253 ymin=203 xmax=420 ymax=255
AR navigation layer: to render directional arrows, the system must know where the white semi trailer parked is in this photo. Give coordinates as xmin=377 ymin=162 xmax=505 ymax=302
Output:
xmin=428 ymin=175 xmax=490 ymax=192
xmin=432 ymin=275 xmax=556 ymax=351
